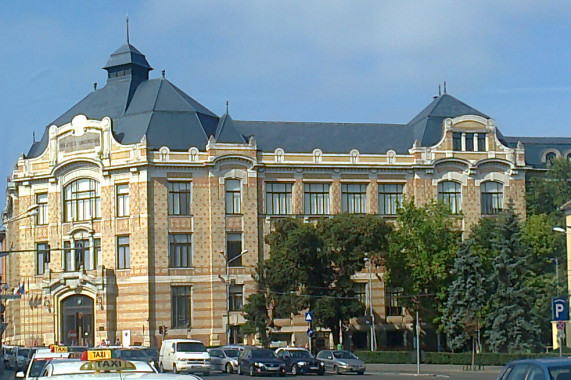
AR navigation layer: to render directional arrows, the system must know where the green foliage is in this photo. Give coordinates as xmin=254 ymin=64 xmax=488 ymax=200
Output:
xmin=385 ymin=200 xmax=460 ymax=327
xmin=483 ymin=205 xmax=541 ymax=353
xmin=242 ymin=263 xmax=271 ymax=347
xmin=443 ymin=240 xmax=487 ymax=352
xmin=254 ymin=214 xmax=391 ymax=344
xmin=527 ymin=157 xmax=571 ymax=219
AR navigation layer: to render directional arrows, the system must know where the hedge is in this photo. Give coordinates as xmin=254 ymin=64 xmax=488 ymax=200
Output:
xmin=354 ymin=351 xmax=565 ymax=366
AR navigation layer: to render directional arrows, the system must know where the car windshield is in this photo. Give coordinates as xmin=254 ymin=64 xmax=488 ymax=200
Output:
xmin=333 ymin=351 xmax=357 ymax=360
xmin=177 ymin=342 xmax=206 ymax=353
xmin=29 ymin=359 xmax=49 ymax=377
xmin=288 ymin=350 xmax=312 ymax=359
xmin=142 ymin=348 xmax=158 ymax=358
xmin=224 ymin=349 xmax=240 ymax=358
xmin=252 ymin=349 xmax=277 ymax=359
xmin=549 ymin=366 xmax=571 ymax=379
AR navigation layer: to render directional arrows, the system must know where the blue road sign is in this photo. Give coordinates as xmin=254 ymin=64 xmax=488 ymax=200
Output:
xmin=307 ymin=328 xmax=315 ymax=337
xmin=552 ymin=297 xmax=569 ymax=321
xmin=305 ymin=311 xmax=314 ymax=322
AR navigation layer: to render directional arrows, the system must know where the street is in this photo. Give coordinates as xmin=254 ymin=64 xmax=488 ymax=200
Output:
xmin=0 ymin=364 xmax=503 ymax=380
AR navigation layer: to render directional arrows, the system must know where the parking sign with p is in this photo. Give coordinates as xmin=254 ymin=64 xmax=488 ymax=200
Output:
xmin=552 ymin=297 xmax=569 ymax=321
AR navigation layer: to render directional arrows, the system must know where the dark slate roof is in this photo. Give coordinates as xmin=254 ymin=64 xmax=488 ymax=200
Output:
xmin=103 ymin=43 xmax=152 ymax=70
xmin=408 ymin=93 xmax=490 ymax=147
xmin=504 ymin=136 xmax=571 ymax=168
xmin=215 ymin=114 xmax=247 ymax=144
xmin=234 ymin=120 xmax=411 ymax=154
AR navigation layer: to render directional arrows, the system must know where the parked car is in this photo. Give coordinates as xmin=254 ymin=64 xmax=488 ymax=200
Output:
xmin=208 ymin=347 xmax=240 ymax=373
xmin=4 ymin=346 xmax=16 ymax=369
xmin=9 ymin=347 xmax=36 ymax=371
xmin=16 ymin=348 xmax=70 ymax=380
xmin=158 ymin=339 xmax=210 ymax=375
xmin=275 ymin=347 xmax=325 ymax=376
xmin=496 ymin=357 xmax=571 ymax=380
xmin=315 ymin=350 xmax=365 ymax=375
xmin=238 ymin=348 xmax=286 ymax=376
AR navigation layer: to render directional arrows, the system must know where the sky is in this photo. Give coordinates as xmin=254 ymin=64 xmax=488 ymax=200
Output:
xmin=1 ymin=0 xmax=571 ymax=189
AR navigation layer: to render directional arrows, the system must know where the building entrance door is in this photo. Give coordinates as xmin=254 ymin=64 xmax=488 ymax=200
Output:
xmin=61 ymin=295 xmax=94 ymax=346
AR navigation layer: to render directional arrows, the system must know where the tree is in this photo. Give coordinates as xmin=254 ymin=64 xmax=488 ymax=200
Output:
xmin=242 ymin=262 xmax=272 ymax=347
xmin=527 ymin=157 xmax=571 ymax=219
xmin=385 ymin=200 xmax=460 ymax=328
xmin=443 ymin=240 xmax=487 ymax=362
xmin=484 ymin=205 xmax=541 ymax=353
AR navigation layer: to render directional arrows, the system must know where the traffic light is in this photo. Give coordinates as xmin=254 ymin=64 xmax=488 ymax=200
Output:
xmin=158 ymin=326 xmax=163 ymax=335
xmin=163 ymin=326 xmax=168 ymax=336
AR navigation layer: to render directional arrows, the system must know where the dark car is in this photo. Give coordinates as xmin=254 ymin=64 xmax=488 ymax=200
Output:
xmin=497 ymin=357 xmax=571 ymax=380
xmin=275 ymin=348 xmax=325 ymax=376
xmin=238 ymin=348 xmax=286 ymax=377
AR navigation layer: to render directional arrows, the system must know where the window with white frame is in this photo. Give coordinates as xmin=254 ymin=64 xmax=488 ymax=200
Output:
xmin=386 ymin=287 xmax=404 ymax=316
xmin=481 ymin=181 xmax=503 ymax=215
xmin=63 ymin=179 xmax=101 ymax=222
xmin=63 ymin=238 xmax=99 ymax=272
xmin=36 ymin=242 xmax=49 ymax=275
xmin=169 ymin=234 xmax=192 ymax=268
xmin=225 ymin=179 xmax=241 ymax=214
xmin=229 ymin=285 xmax=244 ymax=311
xmin=452 ymin=132 xmax=487 ymax=152
xmin=266 ymin=183 xmax=292 ymax=215
xmin=116 ymin=236 xmax=130 ymax=269
xmin=438 ymin=181 xmax=462 ymax=214
xmin=304 ymin=183 xmax=330 ymax=215
xmin=168 ymin=182 xmax=191 ymax=215
xmin=116 ymin=184 xmax=129 ymax=217
xmin=353 ymin=282 xmax=367 ymax=305
xmin=171 ymin=286 xmax=191 ymax=328
xmin=546 ymin=152 xmax=557 ymax=166
xmin=378 ymin=184 xmax=403 ymax=215
xmin=342 ymin=184 xmax=367 ymax=214
xmin=226 ymin=233 xmax=243 ymax=267
xmin=36 ymin=193 xmax=48 ymax=225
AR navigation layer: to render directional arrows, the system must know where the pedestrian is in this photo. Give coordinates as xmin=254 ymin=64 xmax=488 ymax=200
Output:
xmin=115 ymin=338 xmax=121 ymax=346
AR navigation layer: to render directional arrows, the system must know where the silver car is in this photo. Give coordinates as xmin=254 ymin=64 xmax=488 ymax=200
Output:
xmin=315 ymin=350 xmax=365 ymax=375
xmin=207 ymin=347 xmax=240 ymax=373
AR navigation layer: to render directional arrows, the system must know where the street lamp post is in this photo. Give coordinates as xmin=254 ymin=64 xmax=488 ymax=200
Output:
xmin=364 ymin=254 xmax=376 ymax=351
xmin=220 ymin=249 xmax=248 ymax=345
xmin=553 ymin=226 xmax=571 ymax=351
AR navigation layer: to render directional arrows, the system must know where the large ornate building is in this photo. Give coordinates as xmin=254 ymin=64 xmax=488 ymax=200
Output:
xmin=2 ymin=42 xmax=570 ymax=349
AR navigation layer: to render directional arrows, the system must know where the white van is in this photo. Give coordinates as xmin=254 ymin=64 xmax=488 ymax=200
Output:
xmin=158 ymin=339 xmax=210 ymax=375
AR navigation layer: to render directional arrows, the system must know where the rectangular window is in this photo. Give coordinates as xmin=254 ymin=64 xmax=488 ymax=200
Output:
xmin=266 ymin=183 xmax=292 ymax=215
xmin=353 ymin=282 xmax=366 ymax=305
xmin=304 ymin=183 xmax=330 ymax=215
xmin=386 ymin=287 xmax=404 ymax=316
xmin=452 ymin=132 xmax=462 ymax=151
xmin=171 ymin=286 xmax=191 ymax=328
xmin=342 ymin=184 xmax=367 ymax=214
xmin=465 ymin=133 xmax=474 ymax=151
xmin=378 ymin=184 xmax=404 ymax=215
xmin=438 ymin=181 xmax=462 ymax=214
xmin=36 ymin=193 xmax=48 ymax=225
xmin=168 ymin=182 xmax=191 ymax=216
xmin=63 ymin=239 xmax=96 ymax=272
xmin=477 ymin=133 xmax=486 ymax=151
xmin=169 ymin=234 xmax=192 ymax=268
xmin=116 ymin=184 xmax=129 ymax=217
xmin=226 ymin=233 xmax=243 ymax=267
xmin=229 ymin=285 xmax=244 ymax=312
xmin=225 ymin=179 xmax=241 ymax=214
xmin=481 ymin=182 xmax=504 ymax=215
xmin=36 ymin=243 xmax=49 ymax=275
xmin=117 ymin=236 xmax=130 ymax=269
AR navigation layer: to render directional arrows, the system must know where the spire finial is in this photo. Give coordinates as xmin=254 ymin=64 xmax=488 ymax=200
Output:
xmin=226 ymin=101 xmax=229 ymax=114
xmin=161 ymin=70 xmax=165 ymax=78
xmin=443 ymin=81 xmax=447 ymax=94
xmin=126 ymin=14 xmax=130 ymax=44
xmin=94 ymin=82 xmax=97 ymax=91
xmin=438 ymin=85 xmax=441 ymax=96
xmin=32 ymin=131 xmax=36 ymax=143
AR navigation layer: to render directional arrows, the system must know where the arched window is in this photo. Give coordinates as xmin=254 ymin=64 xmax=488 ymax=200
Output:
xmin=64 ymin=179 xmax=101 ymax=222
xmin=546 ymin=151 xmax=557 ymax=165
xmin=567 ymin=153 xmax=571 ymax=162
xmin=438 ymin=181 xmax=462 ymax=214
xmin=481 ymin=181 xmax=503 ymax=215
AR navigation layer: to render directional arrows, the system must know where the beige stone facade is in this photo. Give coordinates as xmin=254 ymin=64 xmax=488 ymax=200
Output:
xmin=2 ymin=111 xmax=530 ymax=349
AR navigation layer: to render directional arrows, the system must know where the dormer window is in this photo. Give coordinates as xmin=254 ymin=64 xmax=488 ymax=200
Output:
xmin=452 ymin=132 xmax=487 ymax=152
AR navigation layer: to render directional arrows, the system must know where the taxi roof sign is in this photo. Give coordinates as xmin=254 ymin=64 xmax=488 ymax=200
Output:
xmin=80 ymin=359 xmax=136 ymax=372
xmin=83 ymin=350 xmax=112 ymax=361
xmin=50 ymin=345 xmax=68 ymax=353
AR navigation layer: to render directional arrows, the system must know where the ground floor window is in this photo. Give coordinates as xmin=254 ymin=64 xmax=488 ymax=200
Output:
xmin=171 ymin=286 xmax=191 ymax=328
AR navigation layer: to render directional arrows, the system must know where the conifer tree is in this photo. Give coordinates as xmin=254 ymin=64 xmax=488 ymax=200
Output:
xmin=444 ymin=240 xmax=487 ymax=353
xmin=484 ymin=205 xmax=541 ymax=353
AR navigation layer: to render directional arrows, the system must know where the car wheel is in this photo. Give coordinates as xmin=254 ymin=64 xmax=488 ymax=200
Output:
xmin=249 ymin=365 xmax=255 ymax=377
xmin=226 ymin=363 xmax=233 ymax=374
xmin=318 ymin=368 xmax=325 ymax=376
xmin=357 ymin=370 xmax=365 ymax=375
xmin=173 ymin=364 xmax=178 ymax=374
xmin=334 ymin=365 xmax=339 ymax=375
xmin=292 ymin=365 xmax=298 ymax=376
xmin=203 ymin=371 xmax=210 ymax=376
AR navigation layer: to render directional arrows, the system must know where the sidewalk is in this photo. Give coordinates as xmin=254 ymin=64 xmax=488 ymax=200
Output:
xmin=367 ymin=363 xmax=503 ymax=375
